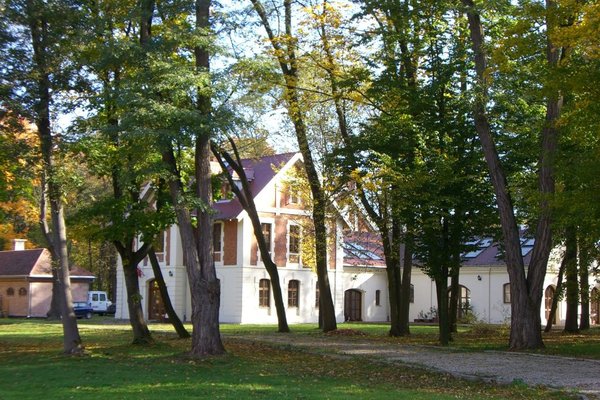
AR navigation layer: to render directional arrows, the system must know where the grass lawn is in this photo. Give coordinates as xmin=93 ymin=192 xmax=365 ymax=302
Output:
xmin=0 ymin=319 xmax=590 ymax=400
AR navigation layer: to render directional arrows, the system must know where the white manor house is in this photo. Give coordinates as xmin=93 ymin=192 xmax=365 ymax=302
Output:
xmin=115 ymin=152 xmax=600 ymax=326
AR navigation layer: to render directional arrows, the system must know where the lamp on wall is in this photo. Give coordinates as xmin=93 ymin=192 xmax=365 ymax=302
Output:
xmin=477 ymin=275 xmax=482 ymax=281
xmin=168 ymin=271 xmax=173 ymax=277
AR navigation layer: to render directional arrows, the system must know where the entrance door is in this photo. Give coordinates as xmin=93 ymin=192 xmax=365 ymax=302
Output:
xmin=148 ymin=280 xmax=165 ymax=321
xmin=344 ymin=289 xmax=362 ymax=321
xmin=545 ymin=286 xmax=558 ymax=324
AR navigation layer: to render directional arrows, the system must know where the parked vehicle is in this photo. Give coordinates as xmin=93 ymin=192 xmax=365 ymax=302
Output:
xmin=88 ymin=291 xmax=112 ymax=315
xmin=73 ymin=302 xmax=93 ymax=319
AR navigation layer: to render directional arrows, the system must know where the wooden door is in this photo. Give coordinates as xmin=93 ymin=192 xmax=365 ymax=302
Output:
xmin=545 ymin=286 xmax=558 ymax=324
xmin=148 ymin=280 xmax=165 ymax=321
xmin=344 ymin=289 xmax=362 ymax=321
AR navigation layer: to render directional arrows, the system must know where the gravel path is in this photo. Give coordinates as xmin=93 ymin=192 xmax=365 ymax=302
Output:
xmin=226 ymin=334 xmax=600 ymax=399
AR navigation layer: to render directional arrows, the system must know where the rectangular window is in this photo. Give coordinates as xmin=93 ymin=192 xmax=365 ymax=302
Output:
xmin=288 ymin=188 xmax=300 ymax=205
xmin=213 ymin=223 xmax=223 ymax=262
xmin=153 ymin=231 xmax=165 ymax=253
xmin=288 ymin=280 xmax=299 ymax=308
xmin=375 ymin=290 xmax=381 ymax=306
xmin=259 ymin=222 xmax=272 ymax=261
xmin=315 ymin=282 xmax=320 ymax=308
xmin=503 ymin=283 xmax=511 ymax=304
xmin=289 ymin=225 xmax=301 ymax=264
xmin=259 ymin=279 xmax=270 ymax=307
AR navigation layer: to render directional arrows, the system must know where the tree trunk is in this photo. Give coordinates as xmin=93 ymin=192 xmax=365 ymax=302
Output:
xmin=448 ymin=265 xmax=460 ymax=333
xmin=579 ymin=239 xmax=590 ymax=330
xmin=121 ymin=256 xmax=153 ymax=344
xmin=544 ymin=252 xmax=567 ymax=332
xmin=249 ymin=0 xmax=337 ymax=332
xmin=27 ymin=0 xmax=82 ymax=354
xmin=398 ymin=230 xmax=413 ymax=336
xmin=435 ymin=274 xmax=451 ymax=346
xmin=460 ymin=0 xmax=563 ymax=349
xmin=563 ymin=226 xmax=579 ymax=333
xmin=211 ymin=143 xmax=289 ymax=332
xmin=148 ymin=248 xmax=190 ymax=338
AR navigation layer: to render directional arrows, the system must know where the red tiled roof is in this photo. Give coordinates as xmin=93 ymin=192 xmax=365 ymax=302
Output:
xmin=213 ymin=152 xmax=298 ymax=220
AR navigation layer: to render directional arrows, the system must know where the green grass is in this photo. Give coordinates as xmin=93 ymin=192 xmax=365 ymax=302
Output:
xmin=0 ymin=319 xmax=587 ymax=399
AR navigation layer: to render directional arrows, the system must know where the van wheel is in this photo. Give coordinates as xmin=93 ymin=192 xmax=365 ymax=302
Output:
xmin=85 ymin=312 xmax=92 ymax=319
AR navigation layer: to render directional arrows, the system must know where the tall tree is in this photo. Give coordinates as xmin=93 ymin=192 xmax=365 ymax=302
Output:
xmin=458 ymin=0 xmax=572 ymax=349
xmin=249 ymin=0 xmax=337 ymax=332
xmin=17 ymin=0 xmax=83 ymax=354
xmin=211 ymin=138 xmax=290 ymax=332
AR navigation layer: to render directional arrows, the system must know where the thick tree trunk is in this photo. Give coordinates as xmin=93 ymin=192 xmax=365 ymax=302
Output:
xmin=435 ymin=273 xmax=451 ymax=346
xmin=148 ymin=249 xmax=190 ymax=338
xmin=121 ymin=258 xmax=153 ymax=344
xmin=563 ymin=226 xmax=579 ymax=333
xmin=448 ymin=265 xmax=460 ymax=333
xmin=398 ymin=232 xmax=413 ymax=336
xmin=461 ymin=0 xmax=563 ymax=349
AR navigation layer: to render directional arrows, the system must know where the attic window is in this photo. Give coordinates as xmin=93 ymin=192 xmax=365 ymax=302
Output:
xmin=6 ymin=288 xmax=14 ymax=297
xmin=19 ymin=287 xmax=27 ymax=296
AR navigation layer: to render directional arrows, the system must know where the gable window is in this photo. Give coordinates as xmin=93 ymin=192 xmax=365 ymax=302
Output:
xmin=259 ymin=223 xmax=272 ymax=261
xmin=287 ymin=187 xmax=300 ymax=205
xmin=259 ymin=279 xmax=270 ymax=307
xmin=288 ymin=280 xmax=299 ymax=308
xmin=375 ymin=290 xmax=381 ymax=306
xmin=503 ymin=283 xmax=511 ymax=304
xmin=213 ymin=222 xmax=223 ymax=262
xmin=288 ymin=224 xmax=301 ymax=264
xmin=6 ymin=287 xmax=14 ymax=297
xmin=315 ymin=281 xmax=320 ymax=308
xmin=18 ymin=287 xmax=27 ymax=296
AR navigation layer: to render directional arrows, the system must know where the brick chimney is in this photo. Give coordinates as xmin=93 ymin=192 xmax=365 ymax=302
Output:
xmin=13 ymin=239 xmax=27 ymax=251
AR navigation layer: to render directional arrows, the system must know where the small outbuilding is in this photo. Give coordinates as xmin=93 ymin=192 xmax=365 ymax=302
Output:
xmin=0 ymin=239 xmax=95 ymax=317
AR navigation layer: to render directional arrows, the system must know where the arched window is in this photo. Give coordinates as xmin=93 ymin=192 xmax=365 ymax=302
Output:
xmin=410 ymin=284 xmax=415 ymax=303
xmin=503 ymin=283 xmax=511 ymax=304
xmin=288 ymin=280 xmax=299 ymax=308
xmin=6 ymin=287 xmax=14 ymax=297
xmin=375 ymin=290 xmax=381 ymax=306
xmin=449 ymin=285 xmax=471 ymax=320
xmin=259 ymin=279 xmax=270 ymax=307
xmin=18 ymin=287 xmax=27 ymax=296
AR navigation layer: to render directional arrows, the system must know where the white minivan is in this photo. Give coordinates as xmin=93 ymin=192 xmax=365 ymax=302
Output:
xmin=88 ymin=291 xmax=113 ymax=315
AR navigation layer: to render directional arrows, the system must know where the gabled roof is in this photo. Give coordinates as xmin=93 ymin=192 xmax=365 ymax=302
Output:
xmin=213 ymin=152 xmax=300 ymax=220
xmin=0 ymin=248 xmax=94 ymax=279
xmin=0 ymin=249 xmax=51 ymax=276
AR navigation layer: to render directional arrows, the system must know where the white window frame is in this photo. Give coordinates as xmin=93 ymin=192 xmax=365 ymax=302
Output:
xmin=213 ymin=222 xmax=224 ymax=264
xmin=258 ymin=220 xmax=274 ymax=263
xmin=287 ymin=223 xmax=301 ymax=265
